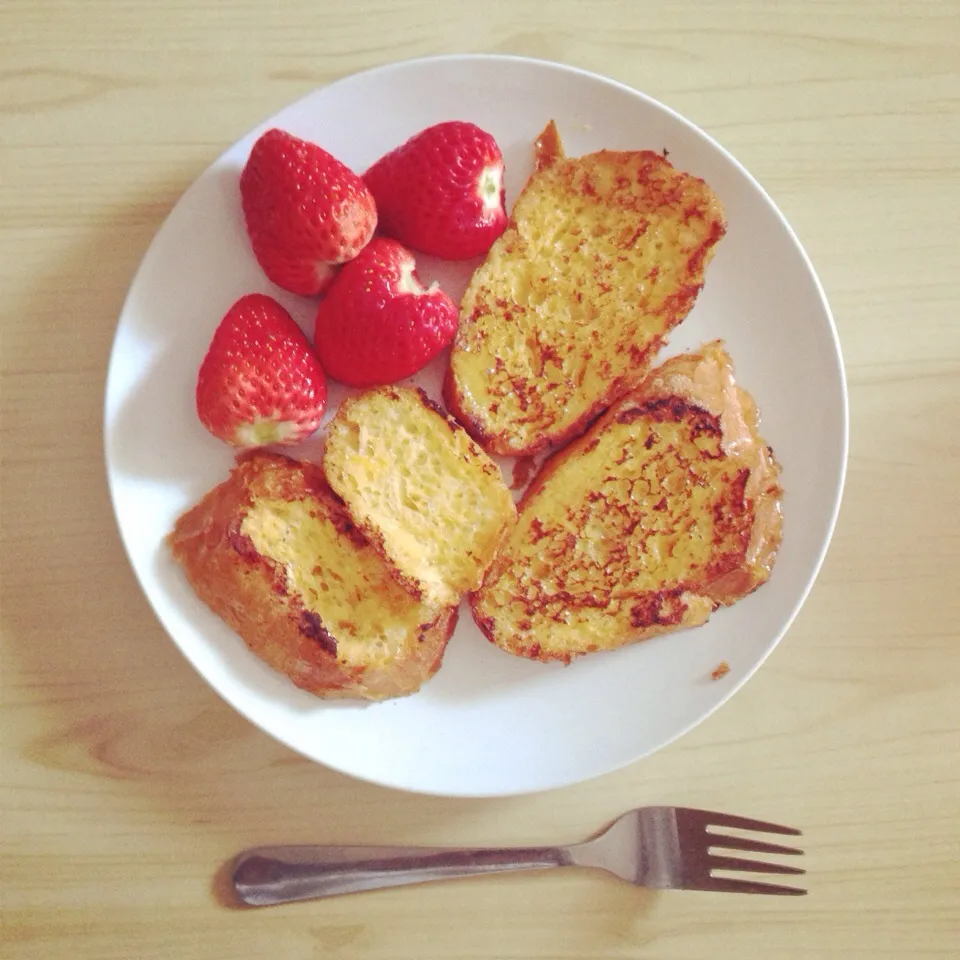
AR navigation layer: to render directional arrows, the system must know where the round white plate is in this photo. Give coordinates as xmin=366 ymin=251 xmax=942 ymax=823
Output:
xmin=104 ymin=54 xmax=847 ymax=797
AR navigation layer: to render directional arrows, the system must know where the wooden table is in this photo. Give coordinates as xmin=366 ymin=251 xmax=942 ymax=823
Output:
xmin=3 ymin=1 xmax=958 ymax=957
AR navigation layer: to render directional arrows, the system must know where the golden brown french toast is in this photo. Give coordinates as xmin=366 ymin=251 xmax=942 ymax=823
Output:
xmin=168 ymin=452 xmax=457 ymax=700
xmin=445 ymin=121 xmax=726 ymax=456
xmin=471 ymin=342 xmax=782 ymax=663
xmin=322 ymin=386 xmax=516 ymax=607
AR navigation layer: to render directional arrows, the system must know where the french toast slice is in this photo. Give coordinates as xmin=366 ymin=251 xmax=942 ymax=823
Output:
xmin=471 ymin=342 xmax=782 ymax=663
xmin=168 ymin=452 xmax=457 ymax=700
xmin=445 ymin=121 xmax=726 ymax=456
xmin=322 ymin=386 xmax=516 ymax=608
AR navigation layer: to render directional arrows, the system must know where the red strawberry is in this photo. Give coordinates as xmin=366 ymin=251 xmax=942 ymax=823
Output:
xmin=313 ymin=238 xmax=458 ymax=387
xmin=196 ymin=293 xmax=327 ymax=448
xmin=363 ymin=121 xmax=507 ymax=260
xmin=240 ymin=129 xmax=377 ymax=296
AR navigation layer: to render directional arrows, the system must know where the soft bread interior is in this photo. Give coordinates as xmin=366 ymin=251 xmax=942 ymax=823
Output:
xmin=323 ymin=386 xmax=516 ymax=607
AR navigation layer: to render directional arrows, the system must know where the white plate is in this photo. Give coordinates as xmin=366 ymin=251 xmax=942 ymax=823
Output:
xmin=104 ymin=54 xmax=847 ymax=797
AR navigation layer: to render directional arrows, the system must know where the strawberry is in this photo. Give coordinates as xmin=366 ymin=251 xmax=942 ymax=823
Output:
xmin=239 ymin=129 xmax=377 ymax=296
xmin=196 ymin=293 xmax=327 ymax=448
xmin=313 ymin=238 xmax=458 ymax=387
xmin=363 ymin=121 xmax=507 ymax=260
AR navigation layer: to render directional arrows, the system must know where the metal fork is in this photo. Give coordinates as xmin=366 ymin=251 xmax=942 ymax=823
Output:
xmin=232 ymin=806 xmax=805 ymax=905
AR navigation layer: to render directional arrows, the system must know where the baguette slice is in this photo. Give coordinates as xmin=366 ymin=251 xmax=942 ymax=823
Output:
xmin=323 ymin=386 xmax=516 ymax=608
xmin=168 ymin=452 xmax=457 ymax=700
xmin=445 ymin=120 xmax=726 ymax=456
xmin=471 ymin=342 xmax=782 ymax=663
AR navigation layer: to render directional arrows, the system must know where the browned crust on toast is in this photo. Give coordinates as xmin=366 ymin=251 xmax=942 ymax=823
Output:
xmin=470 ymin=341 xmax=782 ymax=663
xmin=445 ymin=120 xmax=727 ymax=457
xmin=168 ymin=452 xmax=457 ymax=700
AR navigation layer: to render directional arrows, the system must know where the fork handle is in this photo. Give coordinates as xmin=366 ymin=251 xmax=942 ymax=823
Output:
xmin=233 ymin=844 xmax=569 ymax=905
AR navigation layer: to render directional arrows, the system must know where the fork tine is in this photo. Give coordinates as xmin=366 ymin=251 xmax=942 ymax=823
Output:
xmin=709 ymin=855 xmax=806 ymax=876
xmin=702 ymin=812 xmax=802 ymax=836
xmin=701 ymin=876 xmax=808 ymax=896
xmin=708 ymin=834 xmax=804 ymax=856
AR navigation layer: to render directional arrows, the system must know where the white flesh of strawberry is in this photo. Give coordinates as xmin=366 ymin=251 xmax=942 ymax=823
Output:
xmin=233 ymin=417 xmax=302 ymax=448
xmin=478 ymin=163 xmax=503 ymax=215
xmin=396 ymin=257 xmax=439 ymax=295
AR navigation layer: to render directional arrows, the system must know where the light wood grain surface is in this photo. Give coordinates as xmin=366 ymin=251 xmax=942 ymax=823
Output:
xmin=2 ymin=1 xmax=959 ymax=957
